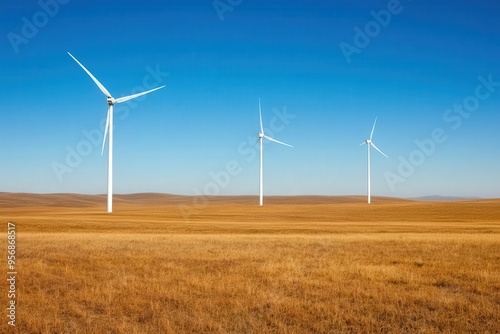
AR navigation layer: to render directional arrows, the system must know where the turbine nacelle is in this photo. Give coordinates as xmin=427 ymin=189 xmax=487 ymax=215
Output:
xmin=258 ymin=133 xmax=264 ymax=138
xmin=107 ymin=96 xmax=115 ymax=106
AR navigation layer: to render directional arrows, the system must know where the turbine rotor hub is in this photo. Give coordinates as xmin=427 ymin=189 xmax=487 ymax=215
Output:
xmin=258 ymin=133 xmax=264 ymax=138
xmin=107 ymin=97 xmax=115 ymax=106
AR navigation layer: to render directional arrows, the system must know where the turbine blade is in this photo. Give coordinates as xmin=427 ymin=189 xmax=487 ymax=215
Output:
xmin=259 ymin=98 xmax=264 ymax=135
xmin=371 ymin=142 xmax=388 ymax=158
xmin=114 ymin=85 xmax=165 ymax=103
xmin=101 ymin=107 xmax=110 ymax=156
xmin=263 ymin=135 xmax=293 ymax=148
xmin=360 ymin=142 xmax=366 ymax=146
xmin=370 ymin=116 xmax=378 ymax=141
xmin=67 ymin=52 xmax=112 ymax=98
xmin=254 ymin=137 xmax=261 ymax=147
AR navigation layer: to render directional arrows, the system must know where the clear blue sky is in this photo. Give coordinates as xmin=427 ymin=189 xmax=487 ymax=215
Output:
xmin=1 ymin=0 xmax=499 ymax=198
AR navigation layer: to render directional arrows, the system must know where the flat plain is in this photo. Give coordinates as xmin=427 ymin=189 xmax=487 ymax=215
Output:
xmin=0 ymin=193 xmax=499 ymax=333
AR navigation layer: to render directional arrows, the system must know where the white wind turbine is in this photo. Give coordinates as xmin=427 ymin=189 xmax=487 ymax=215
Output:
xmin=361 ymin=117 xmax=388 ymax=204
xmin=68 ymin=52 xmax=165 ymax=213
xmin=257 ymin=99 xmax=293 ymax=206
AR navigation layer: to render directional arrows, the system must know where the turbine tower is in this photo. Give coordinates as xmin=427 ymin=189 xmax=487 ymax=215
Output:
xmin=257 ymin=99 xmax=293 ymax=206
xmin=361 ymin=117 xmax=388 ymax=204
xmin=68 ymin=52 xmax=165 ymax=213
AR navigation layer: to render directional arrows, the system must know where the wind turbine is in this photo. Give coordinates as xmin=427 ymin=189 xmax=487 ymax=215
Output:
xmin=68 ymin=52 xmax=165 ymax=213
xmin=257 ymin=99 xmax=293 ymax=206
xmin=361 ymin=117 xmax=388 ymax=204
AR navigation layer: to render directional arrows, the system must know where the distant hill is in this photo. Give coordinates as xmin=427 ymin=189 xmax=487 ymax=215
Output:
xmin=0 ymin=193 xmax=412 ymax=208
xmin=1 ymin=192 xmax=492 ymax=209
xmin=411 ymin=195 xmax=482 ymax=201
xmin=1 ymin=193 xmax=498 ymax=225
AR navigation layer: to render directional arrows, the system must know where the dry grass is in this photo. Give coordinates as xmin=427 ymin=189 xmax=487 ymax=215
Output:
xmin=0 ymin=194 xmax=499 ymax=333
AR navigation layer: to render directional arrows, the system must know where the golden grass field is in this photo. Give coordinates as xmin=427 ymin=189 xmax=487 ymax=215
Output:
xmin=0 ymin=193 xmax=499 ymax=333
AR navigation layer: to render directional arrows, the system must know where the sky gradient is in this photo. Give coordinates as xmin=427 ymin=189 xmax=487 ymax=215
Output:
xmin=1 ymin=0 xmax=499 ymax=198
